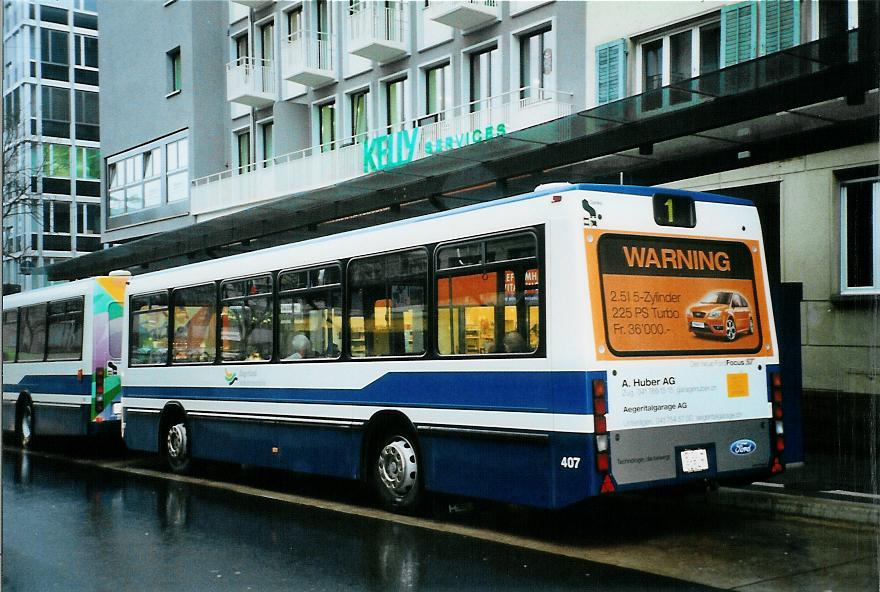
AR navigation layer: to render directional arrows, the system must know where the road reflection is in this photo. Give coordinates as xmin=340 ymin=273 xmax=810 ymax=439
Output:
xmin=2 ymin=448 xmax=720 ymax=591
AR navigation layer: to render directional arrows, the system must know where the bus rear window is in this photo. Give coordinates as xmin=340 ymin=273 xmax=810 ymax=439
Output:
xmin=596 ymin=234 xmax=763 ymax=357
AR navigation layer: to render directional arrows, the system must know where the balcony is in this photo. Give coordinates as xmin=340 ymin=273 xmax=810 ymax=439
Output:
xmin=191 ymin=86 xmax=572 ymax=219
xmin=282 ymin=30 xmax=336 ymax=88
xmin=426 ymin=0 xmax=498 ymax=30
xmin=226 ymin=57 xmax=276 ymax=108
xmin=230 ymin=0 xmax=274 ymax=9
xmin=348 ymin=3 xmax=407 ymax=63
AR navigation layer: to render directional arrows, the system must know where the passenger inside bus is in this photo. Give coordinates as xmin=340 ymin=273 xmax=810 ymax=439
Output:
xmin=502 ymin=331 xmax=528 ymax=353
xmin=284 ymin=334 xmax=312 ymax=360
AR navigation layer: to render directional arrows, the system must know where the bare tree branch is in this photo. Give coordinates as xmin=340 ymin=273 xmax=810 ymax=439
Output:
xmin=3 ymin=111 xmax=44 ymax=264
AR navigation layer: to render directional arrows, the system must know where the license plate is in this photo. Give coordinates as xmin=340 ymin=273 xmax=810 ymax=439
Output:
xmin=690 ymin=321 xmax=705 ymax=328
xmin=681 ymin=448 xmax=709 ymax=473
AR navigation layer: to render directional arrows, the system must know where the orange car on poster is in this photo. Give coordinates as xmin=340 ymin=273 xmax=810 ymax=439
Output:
xmin=686 ymin=290 xmax=755 ymax=341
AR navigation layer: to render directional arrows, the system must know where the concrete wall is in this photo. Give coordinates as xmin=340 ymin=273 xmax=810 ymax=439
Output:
xmin=98 ymin=0 xmax=228 ymax=242
xmin=664 ymin=143 xmax=880 ymax=396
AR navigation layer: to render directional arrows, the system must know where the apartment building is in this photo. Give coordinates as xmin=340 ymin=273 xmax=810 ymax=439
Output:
xmin=2 ymin=0 xmax=101 ymax=290
xmin=99 ymin=0 xmax=584 ymax=244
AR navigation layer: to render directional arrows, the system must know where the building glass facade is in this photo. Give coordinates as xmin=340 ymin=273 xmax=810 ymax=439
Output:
xmin=2 ymin=0 xmax=101 ymax=291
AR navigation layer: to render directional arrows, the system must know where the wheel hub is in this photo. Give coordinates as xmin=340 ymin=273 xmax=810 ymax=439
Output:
xmin=378 ymin=437 xmax=417 ymax=497
xmin=167 ymin=423 xmax=188 ymax=460
xmin=20 ymin=409 xmax=31 ymax=446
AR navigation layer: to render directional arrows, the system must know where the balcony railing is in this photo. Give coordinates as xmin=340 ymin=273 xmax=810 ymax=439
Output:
xmin=348 ymin=3 xmax=407 ymax=62
xmin=226 ymin=57 xmax=276 ymax=108
xmin=282 ymin=30 xmax=336 ymax=87
xmin=426 ymin=0 xmax=498 ymax=30
xmin=191 ymin=86 xmax=572 ymax=218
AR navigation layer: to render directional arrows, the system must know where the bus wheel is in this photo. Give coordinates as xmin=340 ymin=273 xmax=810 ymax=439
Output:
xmin=373 ymin=432 xmax=422 ymax=513
xmin=15 ymin=400 xmax=33 ymax=449
xmin=725 ymin=318 xmax=737 ymax=341
xmin=163 ymin=419 xmax=192 ymax=474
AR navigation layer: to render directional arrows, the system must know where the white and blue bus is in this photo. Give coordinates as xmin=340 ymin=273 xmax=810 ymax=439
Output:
xmin=120 ymin=184 xmax=786 ymax=511
xmin=3 ymin=274 xmax=129 ymax=447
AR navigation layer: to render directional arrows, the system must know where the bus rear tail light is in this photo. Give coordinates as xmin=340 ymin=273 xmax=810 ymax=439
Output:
xmin=771 ymin=457 xmax=784 ymax=474
xmin=95 ymin=367 xmax=105 ymax=414
xmin=600 ymin=474 xmax=615 ymax=493
xmin=592 ymin=377 xmax=614 ymax=491
xmin=769 ymin=371 xmax=784 ymax=474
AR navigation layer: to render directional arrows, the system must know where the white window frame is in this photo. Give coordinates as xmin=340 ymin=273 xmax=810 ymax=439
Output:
xmin=255 ymin=14 xmax=276 ymax=63
xmin=346 ymin=84 xmax=371 ymax=142
xmin=510 ymin=18 xmax=556 ymax=98
xmin=808 ymin=0 xmax=859 ymax=41
xmin=257 ymin=117 xmax=274 ymax=167
xmin=463 ymin=38 xmax=501 ymax=110
xmin=73 ymin=33 xmax=98 ymax=70
xmin=106 ymin=130 xmax=188 ymax=220
xmin=233 ymin=125 xmax=253 ymax=174
xmin=419 ymin=55 xmax=452 ymax=121
xmin=379 ymin=70 xmax=409 ymax=133
xmin=313 ymin=98 xmax=337 ymax=151
xmin=839 ymin=177 xmax=880 ymax=295
xmin=633 ymin=16 xmax=720 ymax=94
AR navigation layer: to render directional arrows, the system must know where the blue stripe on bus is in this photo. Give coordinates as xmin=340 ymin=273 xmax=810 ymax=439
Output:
xmin=3 ymin=374 xmax=91 ymax=396
xmin=125 ymin=371 xmax=592 ymax=414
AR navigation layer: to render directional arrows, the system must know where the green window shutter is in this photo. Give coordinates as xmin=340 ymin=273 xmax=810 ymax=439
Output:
xmin=720 ymin=1 xmax=758 ymax=67
xmin=596 ymin=38 xmax=627 ymax=105
xmin=761 ymin=0 xmax=800 ymax=55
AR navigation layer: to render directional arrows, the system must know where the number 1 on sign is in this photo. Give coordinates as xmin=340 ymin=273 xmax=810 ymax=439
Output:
xmin=664 ymin=198 xmax=673 ymax=223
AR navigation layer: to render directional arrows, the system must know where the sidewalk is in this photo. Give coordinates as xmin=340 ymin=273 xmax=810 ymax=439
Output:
xmin=711 ymin=452 xmax=880 ymax=526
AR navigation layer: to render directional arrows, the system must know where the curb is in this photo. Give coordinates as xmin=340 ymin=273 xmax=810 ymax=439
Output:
xmin=711 ymin=486 xmax=880 ymax=526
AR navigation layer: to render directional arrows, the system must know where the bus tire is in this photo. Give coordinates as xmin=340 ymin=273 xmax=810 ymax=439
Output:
xmin=161 ymin=411 xmax=192 ymax=474
xmin=371 ymin=430 xmax=423 ymax=514
xmin=725 ymin=317 xmax=737 ymax=341
xmin=15 ymin=397 xmax=33 ymax=449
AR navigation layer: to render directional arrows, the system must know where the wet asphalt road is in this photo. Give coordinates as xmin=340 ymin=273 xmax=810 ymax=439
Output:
xmin=2 ymin=447 xmax=722 ymax=592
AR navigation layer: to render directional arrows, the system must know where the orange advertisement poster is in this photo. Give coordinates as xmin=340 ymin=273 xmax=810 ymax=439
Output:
xmin=588 ymin=233 xmax=772 ymax=358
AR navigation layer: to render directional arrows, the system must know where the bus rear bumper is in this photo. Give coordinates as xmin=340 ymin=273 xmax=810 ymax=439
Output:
xmin=607 ymin=418 xmax=773 ymax=491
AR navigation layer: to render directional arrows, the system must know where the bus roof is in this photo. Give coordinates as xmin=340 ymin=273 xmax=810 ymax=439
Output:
xmin=2 ymin=275 xmax=98 ymax=307
xmin=127 ymin=183 xmax=754 ymax=290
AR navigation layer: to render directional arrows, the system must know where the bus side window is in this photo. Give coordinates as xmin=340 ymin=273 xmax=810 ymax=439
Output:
xmin=2 ymin=309 xmax=18 ymax=362
xmin=17 ymin=304 xmax=47 ymax=362
xmin=436 ymin=232 xmax=540 ymax=356
xmin=130 ymin=292 xmax=169 ymax=366
xmin=278 ymin=265 xmax=342 ymax=360
xmin=171 ymin=284 xmax=217 ymax=364
xmin=46 ymin=298 xmax=84 ymax=361
xmin=220 ymin=275 xmax=273 ymax=362
xmin=348 ymin=250 xmax=427 ymax=358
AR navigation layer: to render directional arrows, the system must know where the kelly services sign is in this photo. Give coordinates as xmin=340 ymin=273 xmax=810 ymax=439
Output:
xmin=363 ymin=123 xmax=507 ymax=173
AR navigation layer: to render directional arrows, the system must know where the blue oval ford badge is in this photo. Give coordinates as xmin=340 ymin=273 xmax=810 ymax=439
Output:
xmin=730 ymin=439 xmax=757 ymax=455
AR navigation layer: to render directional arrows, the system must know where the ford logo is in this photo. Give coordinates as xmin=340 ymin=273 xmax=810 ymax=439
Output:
xmin=730 ymin=439 xmax=757 ymax=455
